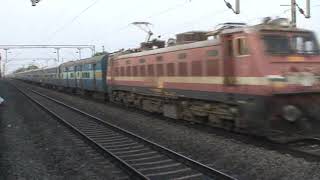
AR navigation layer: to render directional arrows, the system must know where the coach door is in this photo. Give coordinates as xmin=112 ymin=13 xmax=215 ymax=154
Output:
xmin=75 ymin=66 xmax=78 ymax=88
xmin=66 ymin=67 xmax=69 ymax=87
xmin=75 ymin=65 xmax=80 ymax=89
xmin=222 ymin=34 xmax=237 ymax=86
xmin=73 ymin=66 xmax=77 ymax=88
xmin=93 ymin=64 xmax=97 ymax=90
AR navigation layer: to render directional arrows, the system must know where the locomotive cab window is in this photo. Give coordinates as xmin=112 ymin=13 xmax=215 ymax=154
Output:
xmin=263 ymin=35 xmax=290 ymax=54
xmin=292 ymin=35 xmax=319 ymax=54
xmin=234 ymin=37 xmax=249 ymax=56
xmin=263 ymin=33 xmax=319 ymax=55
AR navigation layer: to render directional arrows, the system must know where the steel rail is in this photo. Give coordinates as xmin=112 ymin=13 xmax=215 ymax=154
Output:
xmin=31 ymin=89 xmax=236 ymax=180
xmin=32 ymin=89 xmax=236 ymax=179
xmin=13 ymin=82 xmax=236 ymax=180
xmin=284 ymin=138 xmax=320 ymax=161
xmin=14 ymin=84 xmax=148 ymax=180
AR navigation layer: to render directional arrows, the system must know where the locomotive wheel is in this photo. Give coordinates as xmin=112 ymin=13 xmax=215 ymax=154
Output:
xmin=222 ymin=120 xmax=235 ymax=131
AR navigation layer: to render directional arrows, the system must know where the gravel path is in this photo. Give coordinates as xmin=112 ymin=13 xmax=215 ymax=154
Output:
xmin=0 ymin=80 xmax=126 ymax=180
xmin=15 ymin=80 xmax=320 ymax=180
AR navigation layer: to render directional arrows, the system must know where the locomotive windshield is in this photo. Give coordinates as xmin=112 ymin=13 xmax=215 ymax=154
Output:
xmin=262 ymin=33 xmax=319 ymax=55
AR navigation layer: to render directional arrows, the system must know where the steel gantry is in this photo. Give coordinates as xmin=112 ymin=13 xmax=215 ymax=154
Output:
xmin=0 ymin=45 xmax=96 ymax=77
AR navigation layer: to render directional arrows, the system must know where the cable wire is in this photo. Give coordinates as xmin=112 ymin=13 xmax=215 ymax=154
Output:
xmin=145 ymin=1 xmax=191 ymax=20
xmin=45 ymin=0 xmax=100 ymax=42
xmin=108 ymin=0 xmax=193 ymax=34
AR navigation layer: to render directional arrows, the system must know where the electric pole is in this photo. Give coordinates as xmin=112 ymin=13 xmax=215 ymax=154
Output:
xmin=283 ymin=0 xmax=311 ymax=27
xmin=31 ymin=0 xmax=41 ymax=6
xmin=3 ymin=49 xmax=9 ymax=78
xmin=0 ymin=53 xmax=2 ymax=78
xmin=77 ymin=48 xmax=82 ymax=60
xmin=224 ymin=0 xmax=240 ymax=14
xmin=55 ymin=48 xmax=60 ymax=62
xmin=291 ymin=0 xmax=297 ymax=27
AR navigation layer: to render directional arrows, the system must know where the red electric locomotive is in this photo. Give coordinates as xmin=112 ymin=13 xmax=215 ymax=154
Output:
xmin=107 ymin=18 xmax=320 ymax=142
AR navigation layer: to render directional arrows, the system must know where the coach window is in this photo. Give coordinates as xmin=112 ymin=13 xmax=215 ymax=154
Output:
xmin=167 ymin=63 xmax=175 ymax=76
xmin=207 ymin=50 xmax=219 ymax=57
xmin=140 ymin=59 xmax=146 ymax=63
xmin=178 ymin=53 xmax=187 ymax=59
xmin=114 ymin=67 xmax=119 ymax=76
xmin=140 ymin=65 xmax=146 ymax=76
xmin=133 ymin=66 xmax=138 ymax=76
xmin=120 ymin=67 xmax=125 ymax=76
xmin=156 ymin=64 xmax=164 ymax=76
xmin=207 ymin=60 xmax=219 ymax=76
xmin=148 ymin=64 xmax=154 ymax=76
xmin=235 ymin=37 xmax=249 ymax=56
xmin=178 ymin=62 xmax=188 ymax=76
xmin=156 ymin=56 xmax=163 ymax=62
xmin=191 ymin=61 xmax=202 ymax=76
xmin=76 ymin=66 xmax=80 ymax=77
xmin=96 ymin=62 xmax=101 ymax=69
xmin=126 ymin=66 xmax=131 ymax=76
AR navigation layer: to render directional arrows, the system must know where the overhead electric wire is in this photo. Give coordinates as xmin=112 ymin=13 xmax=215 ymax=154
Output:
xmin=159 ymin=9 xmax=229 ymax=38
xmin=45 ymin=0 xmax=100 ymax=42
xmin=246 ymin=8 xmax=291 ymax=24
xmin=107 ymin=0 xmax=192 ymax=35
xmin=144 ymin=1 xmax=191 ymax=20
xmin=103 ymin=0 xmax=193 ymax=50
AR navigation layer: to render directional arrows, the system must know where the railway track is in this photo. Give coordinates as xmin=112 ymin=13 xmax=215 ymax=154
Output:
xmin=14 ymin=83 xmax=237 ymax=180
xmin=285 ymin=138 xmax=320 ymax=161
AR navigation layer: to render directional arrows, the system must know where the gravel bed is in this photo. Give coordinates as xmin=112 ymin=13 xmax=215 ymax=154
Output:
xmin=0 ymin=80 xmax=126 ymax=180
xmin=15 ymin=80 xmax=320 ymax=180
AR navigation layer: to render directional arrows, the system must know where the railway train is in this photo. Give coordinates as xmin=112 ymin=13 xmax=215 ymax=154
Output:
xmin=14 ymin=18 xmax=320 ymax=142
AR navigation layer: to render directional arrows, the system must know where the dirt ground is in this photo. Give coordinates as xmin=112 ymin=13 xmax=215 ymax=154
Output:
xmin=0 ymin=80 xmax=125 ymax=180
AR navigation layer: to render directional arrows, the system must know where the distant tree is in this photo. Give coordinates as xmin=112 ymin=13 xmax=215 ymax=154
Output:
xmin=14 ymin=65 xmax=39 ymax=73
xmin=93 ymin=51 xmax=108 ymax=57
xmin=26 ymin=65 xmax=39 ymax=70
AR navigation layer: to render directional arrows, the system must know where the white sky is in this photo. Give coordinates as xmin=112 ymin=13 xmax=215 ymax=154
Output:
xmin=1 ymin=0 xmax=319 ymax=73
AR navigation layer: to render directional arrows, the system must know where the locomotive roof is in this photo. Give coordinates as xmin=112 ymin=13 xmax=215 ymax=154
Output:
xmin=251 ymin=24 xmax=312 ymax=33
xmin=115 ymin=39 xmax=220 ymax=59
xmin=176 ymin=31 xmax=209 ymax=35
xmin=116 ymin=21 xmax=313 ymax=60
xmin=207 ymin=24 xmax=312 ymax=36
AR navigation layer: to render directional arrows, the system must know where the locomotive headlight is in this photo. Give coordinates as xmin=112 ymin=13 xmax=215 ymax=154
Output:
xmin=287 ymin=72 xmax=316 ymax=86
xmin=282 ymin=105 xmax=302 ymax=122
xmin=299 ymin=72 xmax=316 ymax=86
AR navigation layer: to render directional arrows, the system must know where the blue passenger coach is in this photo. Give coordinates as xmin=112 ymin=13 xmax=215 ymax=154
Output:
xmin=14 ymin=55 xmax=108 ymax=94
xmin=59 ymin=55 xmax=108 ymax=93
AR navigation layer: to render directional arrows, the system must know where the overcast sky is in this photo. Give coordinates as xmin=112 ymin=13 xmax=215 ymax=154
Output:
xmin=1 ymin=0 xmax=319 ymax=73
